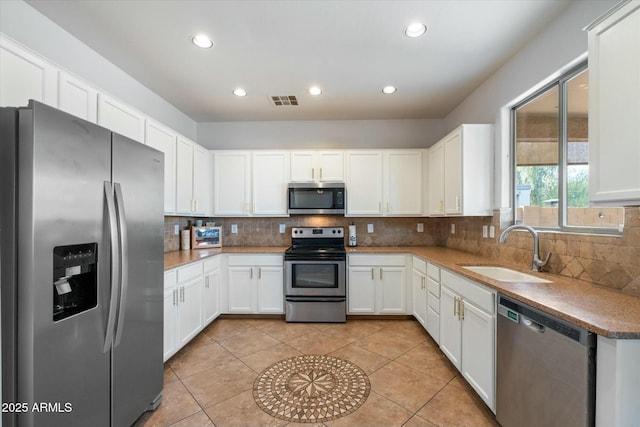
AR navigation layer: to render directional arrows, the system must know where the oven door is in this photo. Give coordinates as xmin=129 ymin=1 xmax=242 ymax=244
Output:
xmin=284 ymin=260 xmax=346 ymax=297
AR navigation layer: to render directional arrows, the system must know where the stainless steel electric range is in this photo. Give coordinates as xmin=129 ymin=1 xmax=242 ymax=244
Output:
xmin=284 ymin=227 xmax=346 ymax=323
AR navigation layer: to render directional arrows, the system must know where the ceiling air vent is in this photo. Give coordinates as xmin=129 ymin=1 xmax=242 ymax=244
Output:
xmin=270 ymin=95 xmax=298 ymax=106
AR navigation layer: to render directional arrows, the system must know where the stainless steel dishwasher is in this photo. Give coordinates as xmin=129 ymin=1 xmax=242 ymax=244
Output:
xmin=496 ymin=294 xmax=596 ymax=427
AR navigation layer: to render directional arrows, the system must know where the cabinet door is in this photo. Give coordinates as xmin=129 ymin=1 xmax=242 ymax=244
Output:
xmin=213 ymin=151 xmax=251 ymax=215
xmin=145 ymin=120 xmax=177 ymax=213
xmin=412 ymin=269 xmax=427 ymax=328
xmin=461 ymin=300 xmax=495 ymax=411
xmin=97 ymin=93 xmax=145 ymax=143
xmin=428 ymin=142 xmax=445 ymax=215
xmin=443 ymin=130 xmax=462 ymax=215
xmin=253 ymin=151 xmax=289 ymax=215
xmin=385 ymin=151 xmax=422 ymax=215
xmin=227 ymin=266 xmax=256 ymax=313
xmin=192 ymin=143 xmax=210 ymax=216
xmin=58 ymin=71 xmax=98 ymax=122
xmin=439 ymin=286 xmax=462 ymax=369
xmin=163 ymin=287 xmax=178 ymax=361
xmin=257 ymin=266 xmax=284 ymax=313
xmin=378 ymin=267 xmax=406 ymax=314
xmin=348 ymin=267 xmax=376 ymax=313
xmin=317 ymin=151 xmax=344 ymax=181
xmin=426 ymin=304 xmax=440 ymax=344
xmin=178 ymin=277 xmax=204 ymax=346
xmin=0 ymin=36 xmax=58 ymax=108
xmin=588 ymin=3 xmax=640 ymax=205
xmin=346 ymin=151 xmax=383 ymax=215
xmin=175 ymin=137 xmax=194 ymax=214
xmin=203 ymin=268 xmax=221 ymax=324
xmin=290 ymin=151 xmax=316 ymax=182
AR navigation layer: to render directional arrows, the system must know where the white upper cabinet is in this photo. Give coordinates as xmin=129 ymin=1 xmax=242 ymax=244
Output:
xmin=428 ymin=125 xmax=493 ymax=216
xmin=58 ymin=71 xmax=98 ymax=123
xmin=346 ymin=150 xmax=423 ymax=216
xmin=290 ymin=150 xmax=344 ymax=182
xmin=253 ymin=151 xmax=290 ymax=216
xmin=0 ymin=36 xmax=58 ymax=108
xmin=346 ymin=151 xmax=384 ymax=215
xmin=176 ymin=136 xmax=210 ymax=216
xmin=145 ymin=120 xmax=177 ymax=214
xmin=384 ymin=151 xmax=423 ymax=215
xmin=192 ymin=143 xmax=211 ymax=216
xmin=588 ymin=1 xmax=640 ymax=206
xmin=428 ymin=142 xmax=445 ymax=215
xmin=97 ymin=93 xmax=145 ymax=143
xmin=213 ymin=151 xmax=252 ymax=216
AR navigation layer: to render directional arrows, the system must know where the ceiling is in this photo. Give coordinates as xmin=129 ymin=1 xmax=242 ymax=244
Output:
xmin=26 ymin=0 xmax=573 ymax=122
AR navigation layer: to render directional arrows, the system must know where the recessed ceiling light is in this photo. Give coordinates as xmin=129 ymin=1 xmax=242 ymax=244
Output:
xmin=309 ymin=86 xmax=322 ymax=96
xmin=192 ymin=34 xmax=213 ymax=48
xmin=405 ymin=22 xmax=427 ymax=38
xmin=382 ymin=86 xmax=397 ymax=94
xmin=233 ymin=88 xmax=247 ymax=97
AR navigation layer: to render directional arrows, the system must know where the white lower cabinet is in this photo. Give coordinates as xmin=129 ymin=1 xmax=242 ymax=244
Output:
xmin=164 ymin=262 xmax=204 ymax=361
xmin=164 ymin=257 xmax=222 ymax=362
xmin=203 ymin=258 xmax=221 ymax=324
xmin=439 ymin=269 xmax=496 ymax=412
xmin=226 ymin=255 xmax=284 ymax=314
xmin=412 ymin=257 xmax=428 ymax=328
xmin=348 ymin=255 xmax=407 ymax=314
xmin=426 ymin=263 xmax=441 ymax=344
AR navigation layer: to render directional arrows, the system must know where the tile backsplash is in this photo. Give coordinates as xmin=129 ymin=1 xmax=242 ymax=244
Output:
xmin=164 ymin=207 xmax=640 ymax=296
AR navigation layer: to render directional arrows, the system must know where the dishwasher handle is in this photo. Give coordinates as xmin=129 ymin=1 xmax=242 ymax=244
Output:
xmin=498 ymin=294 xmax=595 ymax=347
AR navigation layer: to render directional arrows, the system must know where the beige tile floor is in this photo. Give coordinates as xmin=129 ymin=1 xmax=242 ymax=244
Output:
xmin=135 ymin=318 xmax=498 ymax=427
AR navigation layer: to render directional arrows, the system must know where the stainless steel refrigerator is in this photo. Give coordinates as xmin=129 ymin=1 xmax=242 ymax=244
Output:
xmin=1 ymin=100 xmax=164 ymax=426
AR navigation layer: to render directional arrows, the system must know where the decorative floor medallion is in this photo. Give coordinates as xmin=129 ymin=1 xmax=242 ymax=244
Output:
xmin=253 ymin=354 xmax=371 ymax=423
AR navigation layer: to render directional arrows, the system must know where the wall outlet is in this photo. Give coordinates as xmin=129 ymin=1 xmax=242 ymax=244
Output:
xmin=231 ymin=224 xmax=238 ymax=234
xmin=489 ymin=225 xmax=495 ymax=238
xmin=482 ymin=225 xmax=488 ymax=238
xmin=279 ymin=224 xmax=286 ymax=233
xmin=450 ymin=224 xmax=455 ymax=234
xmin=174 ymin=224 xmax=180 ymax=235
xmin=367 ymin=224 xmax=374 ymax=233
xmin=417 ymin=223 xmax=424 ymax=233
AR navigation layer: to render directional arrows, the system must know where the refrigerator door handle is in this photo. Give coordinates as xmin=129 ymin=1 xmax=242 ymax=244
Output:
xmin=113 ymin=182 xmax=129 ymax=348
xmin=103 ymin=181 xmax=120 ymax=353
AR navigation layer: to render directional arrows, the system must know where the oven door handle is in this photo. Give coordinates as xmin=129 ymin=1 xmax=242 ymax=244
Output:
xmin=286 ymin=297 xmax=346 ymax=302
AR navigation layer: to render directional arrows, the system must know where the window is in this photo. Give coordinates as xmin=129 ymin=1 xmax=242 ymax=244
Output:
xmin=512 ymin=62 xmax=623 ymax=233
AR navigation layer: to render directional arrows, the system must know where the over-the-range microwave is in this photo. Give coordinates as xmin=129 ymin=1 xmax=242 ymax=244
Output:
xmin=288 ymin=182 xmax=346 ymax=215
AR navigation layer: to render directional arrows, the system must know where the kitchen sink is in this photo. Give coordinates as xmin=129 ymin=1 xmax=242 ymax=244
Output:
xmin=462 ymin=266 xmax=552 ymax=283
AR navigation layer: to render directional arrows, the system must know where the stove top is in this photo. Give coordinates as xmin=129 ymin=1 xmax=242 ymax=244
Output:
xmin=285 ymin=227 xmax=346 ymax=260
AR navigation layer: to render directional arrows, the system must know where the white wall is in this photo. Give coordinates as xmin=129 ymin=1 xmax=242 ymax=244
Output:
xmin=197 ymin=118 xmax=445 ymax=150
xmin=441 ymin=0 xmax=618 ymax=209
xmin=0 ymin=0 xmax=197 ymax=140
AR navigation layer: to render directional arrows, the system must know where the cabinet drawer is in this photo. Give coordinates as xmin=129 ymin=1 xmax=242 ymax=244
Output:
xmin=227 ymin=254 xmax=283 ymax=266
xmin=203 ymin=256 xmax=220 ymax=272
xmin=413 ymin=257 xmax=427 ymax=274
xmin=427 ymin=291 xmax=440 ymax=313
xmin=427 ymin=277 xmax=440 ymax=299
xmin=177 ymin=261 xmax=203 ymax=283
xmin=349 ymin=255 xmax=405 ymax=266
xmin=164 ymin=269 xmax=177 ymax=289
xmin=427 ymin=263 xmax=440 ymax=281
xmin=441 ymin=269 xmax=495 ymax=315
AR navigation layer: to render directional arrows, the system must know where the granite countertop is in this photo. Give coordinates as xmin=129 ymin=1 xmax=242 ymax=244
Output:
xmin=164 ymin=245 xmax=640 ymax=339
xmin=164 ymin=247 xmax=288 ymax=270
xmin=348 ymin=246 xmax=640 ymax=339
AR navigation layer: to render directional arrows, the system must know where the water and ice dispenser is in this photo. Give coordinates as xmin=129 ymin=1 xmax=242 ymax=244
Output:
xmin=53 ymin=243 xmax=98 ymax=321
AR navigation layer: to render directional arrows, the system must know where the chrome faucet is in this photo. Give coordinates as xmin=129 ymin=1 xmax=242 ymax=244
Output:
xmin=499 ymin=224 xmax=551 ymax=272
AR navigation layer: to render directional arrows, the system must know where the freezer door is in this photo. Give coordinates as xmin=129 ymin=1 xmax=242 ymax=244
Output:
xmin=110 ymin=133 xmax=164 ymax=426
xmin=16 ymin=101 xmax=112 ymax=426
